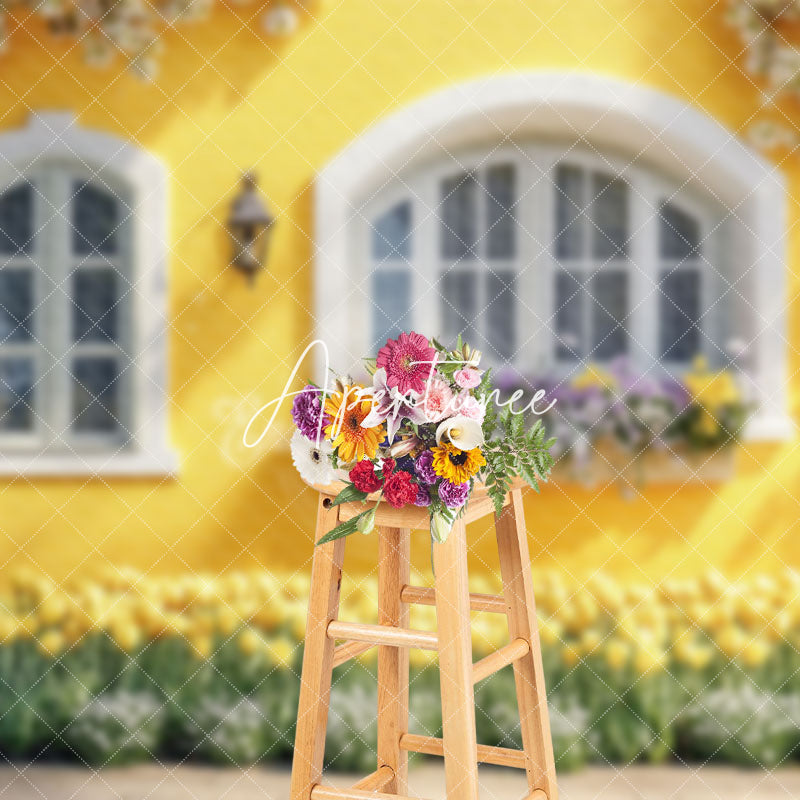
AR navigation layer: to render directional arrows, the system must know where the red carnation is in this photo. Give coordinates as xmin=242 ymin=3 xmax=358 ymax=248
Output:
xmin=381 ymin=458 xmax=396 ymax=479
xmin=383 ymin=470 xmax=417 ymax=509
xmin=349 ymin=460 xmax=383 ymax=493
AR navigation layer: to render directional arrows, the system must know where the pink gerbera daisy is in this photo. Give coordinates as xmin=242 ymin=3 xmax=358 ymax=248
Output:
xmin=376 ymin=332 xmax=436 ymax=395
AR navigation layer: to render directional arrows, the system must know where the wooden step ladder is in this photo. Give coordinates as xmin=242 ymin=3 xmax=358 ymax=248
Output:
xmin=289 ymin=483 xmax=558 ymax=800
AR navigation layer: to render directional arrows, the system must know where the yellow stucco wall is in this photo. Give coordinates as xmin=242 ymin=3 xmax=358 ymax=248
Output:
xmin=0 ymin=1 xmax=797 ymax=584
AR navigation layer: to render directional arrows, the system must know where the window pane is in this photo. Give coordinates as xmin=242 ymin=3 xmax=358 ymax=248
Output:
xmin=72 ymin=357 xmax=120 ymax=433
xmin=555 ymin=269 xmax=584 ymax=360
xmin=592 ymin=173 xmax=628 ymax=259
xmin=659 ymin=202 xmax=700 ymax=260
xmin=72 ymin=269 xmax=119 ymax=343
xmin=440 ymin=270 xmax=478 ymax=342
xmin=555 ymin=165 xmax=585 ymax=260
xmin=372 ymin=270 xmax=412 ymax=349
xmin=486 ymin=164 xmax=516 ymax=259
xmin=660 ymin=269 xmax=701 ymax=361
xmin=73 ymin=183 xmax=119 ymax=255
xmin=0 ymin=184 xmax=33 ymax=255
xmin=0 ymin=357 xmax=34 ymax=432
xmin=0 ymin=269 xmax=33 ymax=342
xmin=591 ymin=270 xmax=628 ymax=358
xmin=371 ymin=202 xmax=411 ymax=261
xmin=441 ymin=173 xmax=478 ymax=260
xmin=486 ymin=271 xmax=516 ymax=362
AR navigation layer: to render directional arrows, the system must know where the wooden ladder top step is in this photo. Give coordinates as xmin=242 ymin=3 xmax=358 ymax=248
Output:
xmin=327 ymin=620 xmax=438 ymax=651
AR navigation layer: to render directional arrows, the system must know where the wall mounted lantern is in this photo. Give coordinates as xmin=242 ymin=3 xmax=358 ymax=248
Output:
xmin=227 ymin=172 xmax=275 ymax=283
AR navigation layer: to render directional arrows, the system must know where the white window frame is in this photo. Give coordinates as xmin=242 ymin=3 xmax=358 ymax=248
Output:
xmin=315 ymin=72 xmax=793 ymax=441
xmin=0 ymin=112 xmax=176 ymax=476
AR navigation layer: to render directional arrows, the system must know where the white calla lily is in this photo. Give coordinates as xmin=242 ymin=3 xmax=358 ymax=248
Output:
xmin=435 ymin=415 xmax=484 ymax=450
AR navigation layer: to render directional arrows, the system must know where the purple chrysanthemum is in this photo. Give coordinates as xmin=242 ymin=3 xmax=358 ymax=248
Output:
xmin=438 ymin=479 xmax=470 ymax=509
xmin=291 ymin=385 xmax=329 ymax=441
xmin=414 ymin=450 xmax=437 ymax=485
xmin=413 ymin=485 xmax=432 ymax=507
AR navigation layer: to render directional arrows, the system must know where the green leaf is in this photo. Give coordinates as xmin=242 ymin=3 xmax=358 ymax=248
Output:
xmin=330 ymin=483 xmax=369 ymax=507
xmin=316 ymin=509 xmax=373 ymax=545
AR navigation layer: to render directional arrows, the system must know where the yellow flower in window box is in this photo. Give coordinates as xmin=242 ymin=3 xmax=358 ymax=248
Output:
xmin=571 ymin=363 xmax=617 ymax=392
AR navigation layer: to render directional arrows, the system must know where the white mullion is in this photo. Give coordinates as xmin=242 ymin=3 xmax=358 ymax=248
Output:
xmin=47 ymin=167 xmax=74 ymax=447
xmin=537 ymin=146 xmax=562 ymax=374
xmin=629 ymin=171 xmax=659 ymax=372
xmin=416 ymin=169 xmax=442 ymax=342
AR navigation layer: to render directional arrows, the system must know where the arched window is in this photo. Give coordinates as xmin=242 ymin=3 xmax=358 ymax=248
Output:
xmin=361 ymin=145 xmax=721 ymax=378
xmin=315 ymin=74 xmax=792 ymax=440
xmin=0 ymin=170 xmax=132 ymax=447
xmin=0 ymin=113 xmax=173 ymax=474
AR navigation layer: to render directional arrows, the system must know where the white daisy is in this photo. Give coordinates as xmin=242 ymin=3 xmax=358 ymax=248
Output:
xmin=290 ymin=429 xmax=336 ymax=486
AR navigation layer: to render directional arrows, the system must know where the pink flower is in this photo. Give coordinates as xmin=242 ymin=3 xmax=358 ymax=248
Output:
xmin=376 ymin=332 xmax=436 ymax=396
xmin=453 ymin=392 xmax=486 ymax=424
xmin=454 ymin=368 xmax=482 ymax=389
xmin=420 ymin=377 xmax=455 ymax=422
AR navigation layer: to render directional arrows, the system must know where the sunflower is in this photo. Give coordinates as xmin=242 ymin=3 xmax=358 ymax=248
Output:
xmin=324 ymin=386 xmax=384 ymax=462
xmin=431 ymin=442 xmax=486 ymax=484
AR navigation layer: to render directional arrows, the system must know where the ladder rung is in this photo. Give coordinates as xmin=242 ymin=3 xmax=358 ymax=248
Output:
xmin=400 ymin=584 xmax=507 ymax=614
xmin=472 ymin=637 xmax=530 ymax=684
xmin=327 ymin=620 xmax=438 ymax=650
xmin=332 ymin=640 xmax=375 ymax=668
xmin=399 ymin=733 xmax=527 ymax=769
xmin=351 ymin=765 xmax=394 ymax=791
xmin=311 ymin=786 xmax=428 ymax=800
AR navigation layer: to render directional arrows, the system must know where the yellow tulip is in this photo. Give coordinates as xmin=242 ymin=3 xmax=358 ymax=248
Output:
xmin=37 ymin=629 xmax=65 ymax=657
xmin=716 ymin=624 xmax=747 ymax=658
xmin=266 ymin=636 xmax=296 ymax=667
xmin=561 ymin=643 xmax=581 ymax=667
xmin=110 ymin=618 xmax=141 ymax=652
xmin=537 ymin=618 xmax=563 ymax=647
xmin=604 ymin=638 xmax=631 ymax=671
xmin=238 ymin=627 xmax=263 ymax=657
xmin=633 ymin=645 xmax=667 ymax=675
xmin=190 ymin=634 xmax=213 ymax=659
xmin=740 ymin=637 xmax=771 ymax=669
xmin=683 ymin=644 xmax=713 ymax=670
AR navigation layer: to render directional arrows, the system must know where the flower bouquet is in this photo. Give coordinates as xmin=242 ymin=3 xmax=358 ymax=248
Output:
xmin=289 ymin=332 xmax=556 ymax=546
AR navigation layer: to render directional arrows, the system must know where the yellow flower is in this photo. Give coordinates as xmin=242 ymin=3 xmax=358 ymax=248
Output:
xmin=109 ymin=617 xmax=141 ymax=652
xmin=266 ymin=636 xmax=296 ymax=668
xmin=190 ymin=634 xmax=213 ymax=659
xmin=716 ymin=624 xmax=747 ymax=658
xmin=431 ymin=443 xmax=486 ymax=484
xmin=561 ymin=643 xmax=581 ymax=667
xmin=37 ymin=629 xmax=65 ymax=657
xmin=324 ymin=386 xmax=384 ymax=462
xmin=683 ymin=643 xmax=713 ymax=670
xmin=634 ymin=645 xmax=667 ymax=675
xmin=605 ymin=638 xmax=631 ymax=671
xmin=571 ymin=363 xmax=617 ymax=392
xmin=685 ymin=357 xmax=740 ymax=411
xmin=537 ymin=618 xmax=562 ymax=647
xmin=740 ymin=637 xmax=771 ymax=669
xmin=238 ymin=627 xmax=263 ymax=657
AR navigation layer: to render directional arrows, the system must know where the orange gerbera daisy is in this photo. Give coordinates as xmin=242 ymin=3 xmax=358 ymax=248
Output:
xmin=324 ymin=386 xmax=384 ymax=463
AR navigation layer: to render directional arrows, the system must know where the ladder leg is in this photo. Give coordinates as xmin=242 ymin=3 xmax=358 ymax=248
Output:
xmin=432 ymin=517 xmax=479 ymax=800
xmin=495 ymin=489 xmax=558 ymax=800
xmin=377 ymin=526 xmax=411 ymax=794
xmin=290 ymin=497 xmax=347 ymax=800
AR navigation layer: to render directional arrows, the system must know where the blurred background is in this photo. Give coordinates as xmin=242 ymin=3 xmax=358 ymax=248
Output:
xmin=0 ymin=0 xmax=799 ymax=798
